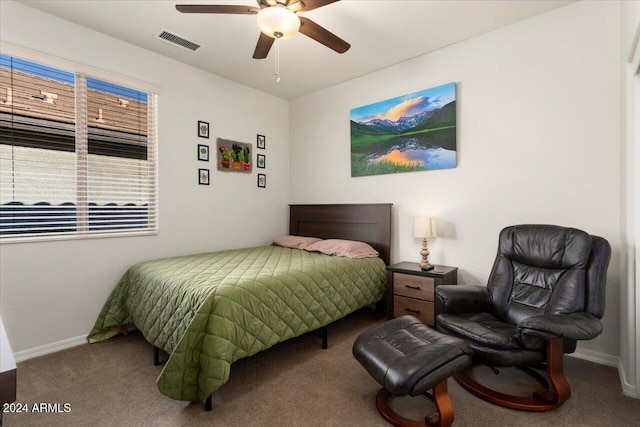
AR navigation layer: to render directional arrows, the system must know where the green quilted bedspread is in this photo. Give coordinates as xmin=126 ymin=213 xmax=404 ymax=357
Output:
xmin=88 ymin=246 xmax=386 ymax=401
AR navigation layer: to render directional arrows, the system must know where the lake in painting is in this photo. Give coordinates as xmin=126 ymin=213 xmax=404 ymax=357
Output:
xmin=350 ymin=82 xmax=456 ymax=177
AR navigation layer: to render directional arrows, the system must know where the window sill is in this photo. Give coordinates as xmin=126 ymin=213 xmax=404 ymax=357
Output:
xmin=0 ymin=229 xmax=158 ymax=244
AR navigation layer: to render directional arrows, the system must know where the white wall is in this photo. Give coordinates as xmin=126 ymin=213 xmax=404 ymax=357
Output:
xmin=622 ymin=1 xmax=640 ymax=63
xmin=290 ymin=1 xmax=621 ymax=359
xmin=621 ymin=0 xmax=640 ymax=398
xmin=0 ymin=1 xmax=290 ymax=356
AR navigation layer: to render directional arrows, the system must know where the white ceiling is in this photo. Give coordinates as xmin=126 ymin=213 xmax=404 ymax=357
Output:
xmin=17 ymin=0 xmax=575 ymax=100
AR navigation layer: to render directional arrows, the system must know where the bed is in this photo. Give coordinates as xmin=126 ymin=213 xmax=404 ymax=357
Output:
xmin=88 ymin=203 xmax=392 ymax=409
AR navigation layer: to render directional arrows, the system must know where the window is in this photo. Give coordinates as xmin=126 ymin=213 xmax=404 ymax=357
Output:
xmin=0 ymin=53 xmax=158 ymax=241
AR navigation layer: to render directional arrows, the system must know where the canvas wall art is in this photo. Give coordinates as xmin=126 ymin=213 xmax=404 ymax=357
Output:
xmin=217 ymin=138 xmax=252 ymax=173
xmin=350 ymin=82 xmax=456 ymax=177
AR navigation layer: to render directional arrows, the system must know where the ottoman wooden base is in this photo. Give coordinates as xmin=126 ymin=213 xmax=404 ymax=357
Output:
xmin=376 ymin=380 xmax=454 ymax=427
xmin=353 ymin=316 xmax=472 ymax=427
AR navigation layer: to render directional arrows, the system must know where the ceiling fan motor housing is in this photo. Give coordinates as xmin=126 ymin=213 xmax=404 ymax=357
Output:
xmin=257 ymin=5 xmax=301 ymax=39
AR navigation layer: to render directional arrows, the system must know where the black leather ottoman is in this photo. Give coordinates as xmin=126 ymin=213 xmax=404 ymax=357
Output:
xmin=353 ymin=316 xmax=472 ymax=427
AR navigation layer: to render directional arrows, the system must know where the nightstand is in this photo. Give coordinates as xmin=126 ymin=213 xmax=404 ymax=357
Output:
xmin=386 ymin=262 xmax=458 ymax=326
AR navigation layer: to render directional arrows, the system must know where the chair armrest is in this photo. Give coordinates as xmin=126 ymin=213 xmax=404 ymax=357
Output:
xmin=518 ymin=313 xmax=603 ymax=341
xmin=435 ymin=285 xmax=491 ymax=315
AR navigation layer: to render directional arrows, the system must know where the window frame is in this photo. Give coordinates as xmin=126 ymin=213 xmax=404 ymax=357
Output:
xmin=0 ymin=43 xmax=160 ymax=244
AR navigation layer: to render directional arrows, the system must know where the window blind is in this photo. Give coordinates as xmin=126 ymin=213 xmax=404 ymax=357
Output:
xmin=0 ymin=54 xmax=158 ymax=240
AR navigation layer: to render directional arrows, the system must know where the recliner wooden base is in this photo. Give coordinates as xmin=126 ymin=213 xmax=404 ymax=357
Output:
xmin=375 ymin=380 xmax=454 ymax=427
xmin=454 ymin=338 xmax=571 ymax=412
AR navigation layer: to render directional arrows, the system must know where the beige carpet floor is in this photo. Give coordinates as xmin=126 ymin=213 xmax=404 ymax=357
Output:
xmin=4 ymin=308 xmax=640 ymax=426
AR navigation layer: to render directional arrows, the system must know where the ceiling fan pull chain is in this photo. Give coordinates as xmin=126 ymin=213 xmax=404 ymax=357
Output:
xmin=274 ymin=36 xmax=281 ymax=83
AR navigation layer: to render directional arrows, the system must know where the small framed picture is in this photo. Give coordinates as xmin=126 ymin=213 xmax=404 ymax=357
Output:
xmin=257 ymin=134 xmax=265 ymax=149
xmin=198 ymin=144 xmax=209 ymax=161
xmin=198 ymin=121 xmax=210 ymax=139
xmin=199 ymin=168 xmax=210 ymax=185
xmin=257 ymin=154 xmax=265 ymax=169
xmin=257 ymin=173 xmax=266 ymax=188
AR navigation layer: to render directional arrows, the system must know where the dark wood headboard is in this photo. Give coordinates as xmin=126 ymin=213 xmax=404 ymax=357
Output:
xmin=289 ymin=204 xmax=392 ymax=266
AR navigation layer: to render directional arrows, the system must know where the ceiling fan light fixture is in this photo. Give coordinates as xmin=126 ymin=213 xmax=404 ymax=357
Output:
xmin=257 ymin=6 xmax=300 ymax=39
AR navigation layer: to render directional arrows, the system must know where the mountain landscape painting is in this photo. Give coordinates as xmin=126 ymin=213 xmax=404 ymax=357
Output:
xmin=350 ymin=82 xmax=456 ymax=177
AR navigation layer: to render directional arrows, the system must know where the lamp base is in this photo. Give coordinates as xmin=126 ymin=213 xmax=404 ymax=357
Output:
xmin=419 ymin=238 xmax=434 ymax=271
xmin=420 ymin=263 xmax=434 ymax=271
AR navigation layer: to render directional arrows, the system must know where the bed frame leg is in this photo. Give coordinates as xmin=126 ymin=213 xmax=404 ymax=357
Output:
xmin=205 ymin=393 xmax=212 ymax=411
xmin=321 ymin=326 xmax=328 ymax=350
xmin=311 ymin=326 xmax=328 ymax=349
xmin=153 ymin=346 xmax=160 ymax=366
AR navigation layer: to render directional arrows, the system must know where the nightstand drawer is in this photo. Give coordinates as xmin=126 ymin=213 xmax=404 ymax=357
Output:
xmin=394 ymin=273 xmax=434 ymax=301
xmin=394 ymin=296 xmax=434 ymax=326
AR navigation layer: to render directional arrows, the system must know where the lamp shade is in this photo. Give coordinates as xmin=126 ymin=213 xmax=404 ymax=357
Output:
xmin=413 ymin=217 xmax=435 ymax=238
xmin=257 ymin=6 xmax=301 ymax=39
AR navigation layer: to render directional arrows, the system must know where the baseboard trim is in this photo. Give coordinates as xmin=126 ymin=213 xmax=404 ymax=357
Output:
xmin=13 ymin=335 xmax=87 ymax=363
xmin=569 ymin=348 xmax=639 ymax=399
xmin=617 ymin=358 xmax=640 ymax=398
xmin=568 ymin=347 xmax=618 ymax=367
xmin=621 ymin=383 xmax=638 ymax=398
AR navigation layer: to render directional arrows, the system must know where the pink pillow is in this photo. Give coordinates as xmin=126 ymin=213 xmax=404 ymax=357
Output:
xmin=304 ymin=239 xmax=379 ymax=259
xmin=273 ymin=235 xmax=323 ymax=250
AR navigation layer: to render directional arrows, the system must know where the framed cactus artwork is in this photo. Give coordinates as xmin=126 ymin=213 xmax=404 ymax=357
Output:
xmin=216 ymin=138 xmax=252 ymax=173
xmin=198 ymin=144 xmax=209 ymax=161
xmin=197 ymin=120 xmax=209 ymax=139
xmin=198 ymin=169 xmax=210 ymax=185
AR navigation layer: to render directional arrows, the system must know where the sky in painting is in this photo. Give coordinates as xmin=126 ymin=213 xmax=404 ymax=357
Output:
xmin=350 ymin=82 xmax=455 ymax=123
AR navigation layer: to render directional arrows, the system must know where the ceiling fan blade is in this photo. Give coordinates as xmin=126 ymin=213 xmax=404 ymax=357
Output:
xmin=176 ymin=5 xmax=259 ymax=14
xmin=256 ymin=0 xmax=276 ymax=8
xmin=297 ymin=0 xmax=340 ymax=12
xmin=298 ymin=17 xmax=350 ymax=54
xmin=253 ymin=32 xmax=275 ymax=59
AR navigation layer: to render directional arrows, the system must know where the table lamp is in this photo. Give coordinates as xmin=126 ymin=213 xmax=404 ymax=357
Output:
xmin=413 ymin=216 xmax=435 ymax=270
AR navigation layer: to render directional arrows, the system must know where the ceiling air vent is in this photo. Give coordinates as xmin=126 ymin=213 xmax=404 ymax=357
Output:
xmin=153 ymin=29 xmax=202 ymax=52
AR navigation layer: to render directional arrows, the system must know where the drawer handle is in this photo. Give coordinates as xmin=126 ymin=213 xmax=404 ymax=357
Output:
xmin=405 ymin=308 xmax=421 ymax=314
xmin=405 ymin=285 xmax=421 ymax=290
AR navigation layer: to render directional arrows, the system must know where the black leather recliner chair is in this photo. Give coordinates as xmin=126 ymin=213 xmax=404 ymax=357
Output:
xmin=435 ymin=224 xmax=611 ymax=411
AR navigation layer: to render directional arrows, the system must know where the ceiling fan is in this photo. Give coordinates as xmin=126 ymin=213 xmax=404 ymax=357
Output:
xmin=176 ymin=0 xmax=350 ymax=59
